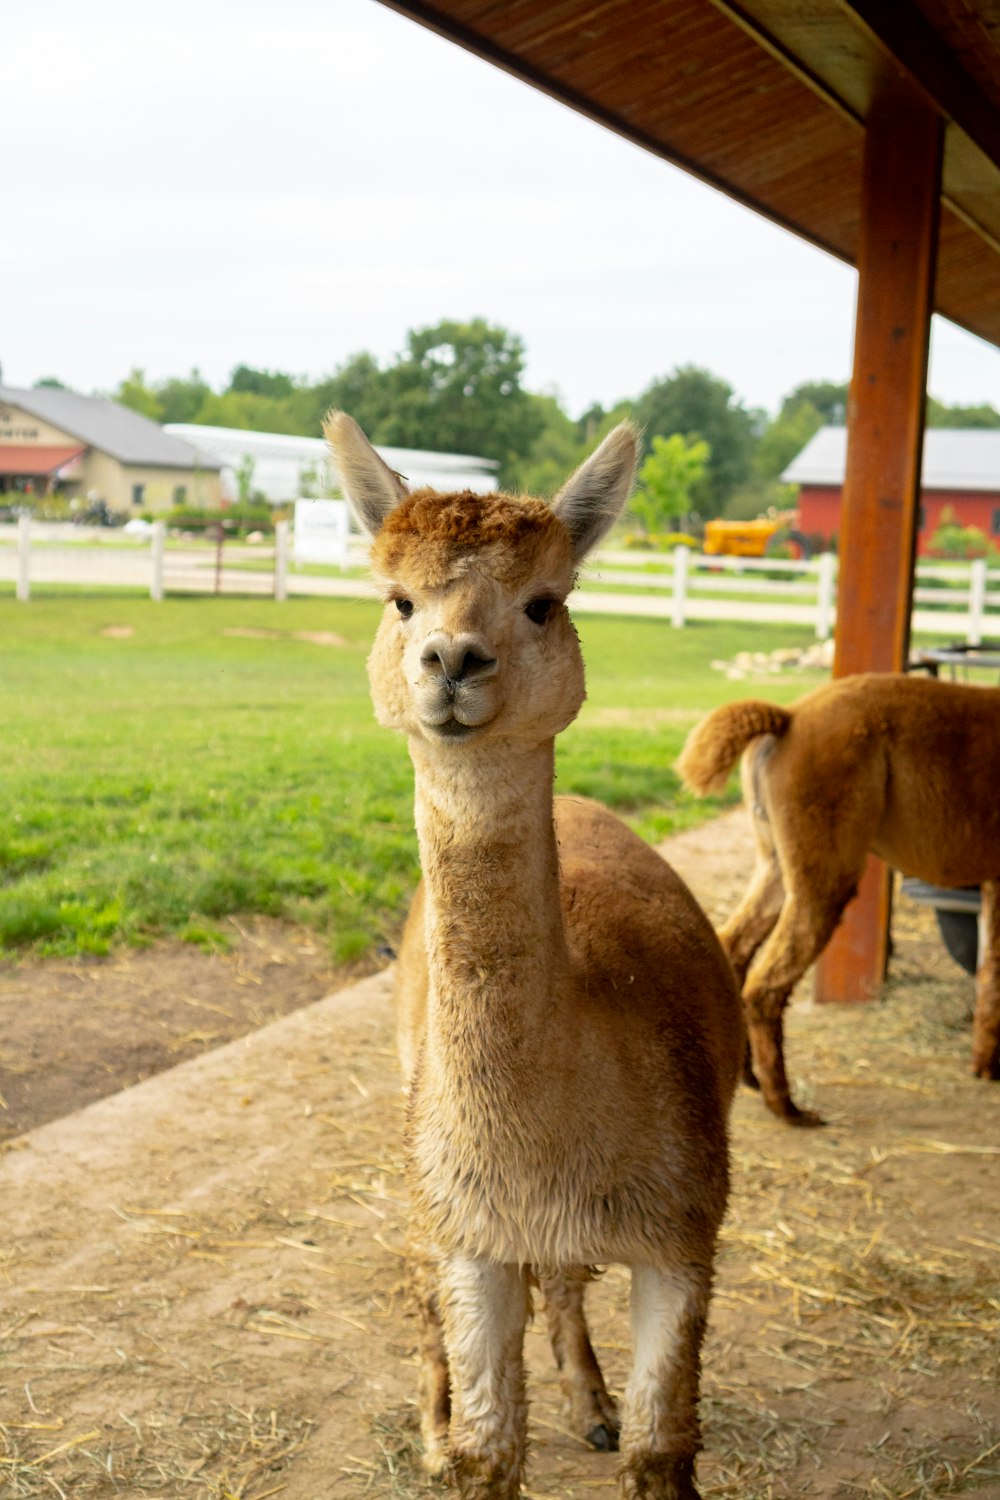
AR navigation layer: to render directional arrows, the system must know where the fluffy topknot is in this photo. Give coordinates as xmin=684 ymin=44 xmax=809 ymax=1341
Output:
xmin=371 ymin=489 xmax=572 ymax=588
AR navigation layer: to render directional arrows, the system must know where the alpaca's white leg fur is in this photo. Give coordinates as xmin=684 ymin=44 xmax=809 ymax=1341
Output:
xmin=439 ymin=1258 xmax=530 ymax=1500
xmin=972 ymin=878 xmax=1000 ymax=1079
xmin=619 ymin=1266 xmax=708 ymax=1500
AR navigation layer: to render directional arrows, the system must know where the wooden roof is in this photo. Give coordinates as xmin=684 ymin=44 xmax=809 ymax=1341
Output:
xmin=378 ymin=0 xmax=1000 ymax=351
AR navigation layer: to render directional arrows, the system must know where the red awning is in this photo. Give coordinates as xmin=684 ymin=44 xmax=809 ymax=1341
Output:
xmin=0 ymin=444 xmax=86 ymax=477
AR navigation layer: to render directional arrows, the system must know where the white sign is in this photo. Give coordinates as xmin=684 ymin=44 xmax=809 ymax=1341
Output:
xmin=293 ymin=499 xmax=350 ymax=567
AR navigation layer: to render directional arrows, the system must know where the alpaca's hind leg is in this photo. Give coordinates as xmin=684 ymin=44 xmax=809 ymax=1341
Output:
xmin=742 ymin=886 xmax=853 ymax=1126
xmin=972 ymin=879 xmax=1000 ymax=1080
xmin=719 ymin=853 xmax=784 ymax=991
xmin=718 ymin=853 xmax=785 ymax=1091
xmin=440 ymin=1257 xmax=530 ymax=1500
xmin=618 ymin=1264 xmax=710 ymax=1500
xmin=540 ymin=1271 xmax=619 ymax=1451
xmin=411 ymin=1252 xmax=451 ymax=1476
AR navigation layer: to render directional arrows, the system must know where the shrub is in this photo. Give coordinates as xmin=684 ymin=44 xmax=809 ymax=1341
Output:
xmin=166 ymin=502 xmax=279 ymax=537
xmin=927 ymin=507 xmax=998 ymax=561
xmin=622 ymin=531 xmax=700 ymax=551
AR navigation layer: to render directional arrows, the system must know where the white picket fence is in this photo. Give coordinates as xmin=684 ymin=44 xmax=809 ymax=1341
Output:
xmin=3 ymin=518 xmax=999 ymax=642
xmin=581 ymin=547 xmax=999 ymax=642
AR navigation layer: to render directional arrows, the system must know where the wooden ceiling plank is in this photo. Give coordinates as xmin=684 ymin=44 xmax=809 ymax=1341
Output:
xmin=707 ymin=0 xmax=865 ymax=127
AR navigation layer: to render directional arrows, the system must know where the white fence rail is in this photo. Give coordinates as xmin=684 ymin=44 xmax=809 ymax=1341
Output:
xmin=2 ymin=521 xmax=999 ymax=642
xmin=582 ymin=547 xmax=999 ymax=641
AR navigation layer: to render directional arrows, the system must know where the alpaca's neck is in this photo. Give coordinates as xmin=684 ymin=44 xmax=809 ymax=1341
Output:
xmin=410 ymin=738 xmax=569 ymax=1062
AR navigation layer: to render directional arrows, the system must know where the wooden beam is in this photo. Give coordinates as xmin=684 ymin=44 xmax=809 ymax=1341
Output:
xmin=843 ymin=0 xmax=1000 ymax=179
xmin=815 ymin=78 xmax=943 ymax=1005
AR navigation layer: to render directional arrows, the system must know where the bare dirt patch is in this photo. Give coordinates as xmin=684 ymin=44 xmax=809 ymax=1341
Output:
xmin=221 ymin=628 xmax=350 ymax=647
xmin=1 ymin=815 xmax=998 ymax=1500
xmin=0 ymin=918 xmax=369 ymax=1143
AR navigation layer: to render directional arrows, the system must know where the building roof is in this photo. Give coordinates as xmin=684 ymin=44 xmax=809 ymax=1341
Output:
xmin=782 ymin=426 xmax=1000 ymax=492
xmin=379 ymin=0 xmax=1000 ymax=350
xmin=165 ymin=423 xmax=500 ymax=504
xmin=0 ymin=444 xmax=86 ymax=477
xmin=0 ymin=386 xmax=222 ymax=471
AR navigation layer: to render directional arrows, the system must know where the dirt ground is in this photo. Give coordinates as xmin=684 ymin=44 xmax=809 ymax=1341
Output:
xmin=1 ymin=812 xmax=998 ymax=1500
xmin=0 ymin=919 xmax=369 ymax=1145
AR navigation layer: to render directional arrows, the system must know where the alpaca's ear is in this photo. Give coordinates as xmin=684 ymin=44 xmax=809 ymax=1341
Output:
xmin=323 ymin=410 xmax=408 ymax=537
xmin=551 ymin=421 xmax=639 ymax=562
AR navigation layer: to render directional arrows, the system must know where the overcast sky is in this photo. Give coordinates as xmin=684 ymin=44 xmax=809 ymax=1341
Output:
xmin=7 ymin=0 xmax=999 ymax=420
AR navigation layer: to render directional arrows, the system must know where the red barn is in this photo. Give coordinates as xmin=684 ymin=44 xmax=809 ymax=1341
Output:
xmin=783 ymin=427 xmax=1000 ymax=556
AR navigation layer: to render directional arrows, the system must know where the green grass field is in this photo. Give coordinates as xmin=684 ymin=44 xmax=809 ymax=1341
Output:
xmin=1 ymin=595 xmax=827 ymax=961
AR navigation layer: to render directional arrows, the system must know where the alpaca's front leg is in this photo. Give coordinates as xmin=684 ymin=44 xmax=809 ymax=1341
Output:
xmin=440 ymin=1256 xmax=530 ymax=1500
xmin=618 ymin=1264 xmax=710 ymax=1500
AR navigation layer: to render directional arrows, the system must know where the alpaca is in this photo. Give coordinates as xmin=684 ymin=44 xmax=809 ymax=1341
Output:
xmin=325 ymin=411 xmax=745 ymax=1500
xmin=677 ymin=673 xmax=1000 ymax=1125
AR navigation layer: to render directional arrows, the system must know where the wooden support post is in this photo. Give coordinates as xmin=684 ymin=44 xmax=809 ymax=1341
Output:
xmin=815 ymin=79 xmax=943 ymax=1006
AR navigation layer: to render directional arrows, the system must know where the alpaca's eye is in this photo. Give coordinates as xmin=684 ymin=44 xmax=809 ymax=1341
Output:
xmin=525 ymin=598 xmax=555 ymax=626
xmin=395 ymin=598 xmax=414 ymax=619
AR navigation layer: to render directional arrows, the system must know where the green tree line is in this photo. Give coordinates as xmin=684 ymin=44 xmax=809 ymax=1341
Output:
xmin=40 ymin=316 xmax=1000 ymax=521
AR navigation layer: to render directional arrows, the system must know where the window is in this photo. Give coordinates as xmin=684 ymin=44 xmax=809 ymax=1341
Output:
xmin=992 ymin=507 xmax=1000 ymax=537
xmin=132 ymin=483 xmax=145 ymax=508
xmin=173 ymin=485 xmax=187 ymax=506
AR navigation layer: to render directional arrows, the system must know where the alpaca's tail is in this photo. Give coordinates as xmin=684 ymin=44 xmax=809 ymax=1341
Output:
xmin=676 ymin=701 xmax=792 ymax=796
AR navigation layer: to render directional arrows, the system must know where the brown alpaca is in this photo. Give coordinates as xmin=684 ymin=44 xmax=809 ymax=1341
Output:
xmin=677 ymin=673 xmax=1000 ymax=1125
xmin=326 ymin=411 xmax=745 ymax=1500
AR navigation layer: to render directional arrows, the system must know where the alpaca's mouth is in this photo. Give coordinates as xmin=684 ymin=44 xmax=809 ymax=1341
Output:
xmin=426 ymin=715 xmax=486 ymax=741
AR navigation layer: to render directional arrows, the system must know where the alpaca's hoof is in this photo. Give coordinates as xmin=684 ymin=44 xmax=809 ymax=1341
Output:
xmin=785 ymin=1106 xmax=825 ymax=1128
xmin=766 ymin=1095 xmax=825 ymax=1128
xmin=586 ymin=1422 xmax=619 ymax=1452
xmin=619 ymin=1452 xmax=698 ymax=1499
xmin=420 ymin=1442 xmax=449 ymax=1479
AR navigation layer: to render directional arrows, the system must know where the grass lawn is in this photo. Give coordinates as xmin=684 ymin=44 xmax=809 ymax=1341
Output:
xmin=1 ymin=595 xmax=827 ymax=961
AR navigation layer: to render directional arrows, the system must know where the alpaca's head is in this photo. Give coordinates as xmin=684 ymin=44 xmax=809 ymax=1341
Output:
xmin=325 ymin=413 xmax=638 ymax=747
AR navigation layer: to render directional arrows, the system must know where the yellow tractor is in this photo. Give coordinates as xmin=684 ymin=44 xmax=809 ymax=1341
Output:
xmin=702 ymin=515 xmax=811 ymax=559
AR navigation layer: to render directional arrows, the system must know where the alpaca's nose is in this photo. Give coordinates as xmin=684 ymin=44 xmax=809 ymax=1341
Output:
xmin=420 ymin=632 xmax=498 ymax=686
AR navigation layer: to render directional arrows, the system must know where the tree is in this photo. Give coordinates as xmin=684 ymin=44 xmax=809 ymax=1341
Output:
xmin=508 ymin=396 xmax=635 ymax=498
xmin=506 ymin=394 xmax=579 ymax=497
xmin=631 ymin=434 xmax=711 ymax=534
xmin=755 ymin=399 xmax=824 ymax=480
xmin=747 ymin=377 xmax=849 ymax=493
xmin=778 ymin=380 xmax=848 ymax=425
xmin=376 ymin=318 xmax=544 ymax=483
xmin=156 ymin=369 xmax=213 ymax=424
xmin=34 ymin=376 xmax=69 ymax=389
xmin=926 ymin=397 xmax=1000 ymax=429
xmin=115 ymin=368 xmax=163 ymax=421
xmin=228 ymin=365 xmax=296 ymax=400
xmin=633 ymin=366 xmax=757 ymax=511
xmin=290 ymin=352 xmax=392 ymax=438
xmin=193 ymin=390 xmax=302 ymax=434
